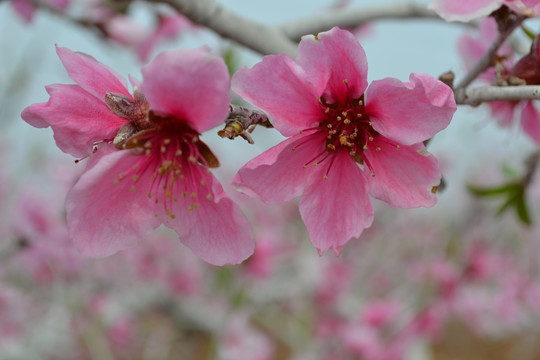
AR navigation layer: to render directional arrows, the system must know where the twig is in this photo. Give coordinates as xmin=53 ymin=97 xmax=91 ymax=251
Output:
xmin=454 ymin=14 xmax=525 ymax=91
xmin=281 ymin=2 xmax=443 ymax=40
xmin=456 ymin=85 xmax=540 ymax=105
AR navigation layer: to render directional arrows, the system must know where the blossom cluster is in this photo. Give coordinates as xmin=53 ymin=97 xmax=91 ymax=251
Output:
xmin=20 ymin=27 xmax=456 ymax=263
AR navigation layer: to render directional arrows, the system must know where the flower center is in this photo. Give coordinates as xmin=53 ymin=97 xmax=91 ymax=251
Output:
xmin=318 ymin=94 xmax=378 ymax=165
xmin=105 ymin=90 xmax=219 ymax=218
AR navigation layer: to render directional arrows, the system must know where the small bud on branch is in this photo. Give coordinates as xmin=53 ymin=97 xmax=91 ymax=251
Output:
xmin=218 ymin=104 xmax=272 ymax=144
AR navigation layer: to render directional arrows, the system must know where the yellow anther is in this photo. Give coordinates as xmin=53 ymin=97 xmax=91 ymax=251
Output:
xmin=325 ymin=107 xmax=330 ymax=114
xmin=133 ymin=175 xmax=139 ymax=182
xmin=160 ymin=146 xmax=166 ymax=153
xmin=118 ymin=173 xmax=125 ymax=179
xmin=190 ymin=192 xmax=196 ymax=198
xmin=163 ymin=139 xmax=171 ymax=145
xmin=368 ymin=136 xmax=374 ymax=141
xmin=339 ymin=136 xmax=348 ymax=145
xmin=130 ymin=186 xmax=136 ymax=192
xmin=376 ymin=147 xmax=381 ymax=151
xmin=175 ymin=149 xmax=183 ymax=156
xmin=344 ymin=119 xmax=351 ymax=125
xmin=327 ymin=124 xmax=332 ymax=129
xmin=342 ymin=112 xmax=348 ymax=117
xmin=114 ymin=179 xmax=119 ymax=185
xmin=144 ymin=141 xmax=152 ymax=148
xmin=188 ymin=156 xmax=197 ymax=163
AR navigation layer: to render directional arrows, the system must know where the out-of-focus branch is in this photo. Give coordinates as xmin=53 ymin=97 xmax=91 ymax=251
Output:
xmin=280 ymin=2 xmax=442 ymax=40
xmin=152 ymin=0 xmax=297 ymax=56
xmin=456 ymin=85 xmax=540 ymax=105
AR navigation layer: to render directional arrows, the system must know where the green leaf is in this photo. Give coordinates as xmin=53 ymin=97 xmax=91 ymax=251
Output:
xmin=514 ymin=190 xmax=532 ymax=225
xmin=467 ymin=183 xmax=517 ymax=197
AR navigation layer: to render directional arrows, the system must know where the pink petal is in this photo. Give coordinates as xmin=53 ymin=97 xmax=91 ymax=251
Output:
xmin=489 ymin=100 xmax=518 ymax=128
xmin=234 ymin=131 xmax=324 ymax=204
xmin=161 ymin=167 xmax=254 ymax=265
xmin=21 ymin=84 xmax=127 ymax=158
xmin=298 ymin=151 xmax=373 ymax=255
xmin=521 ymin=100 xmax=540 ymax=145
xmin=365 ymin=73 xmax=456 ymax=146
xmin=11 ymin=0 xmax=36 ymax=22
xmin=56 ymin=46 xmax=132 ymax=100
xmin=298 ymin=27 xmax=369 ymax=104
xmin=428 ymin=0 xmax=502 ymax=22
xmin=232 ymin=54 xmax=322 ymax=137
xmin=364 ymin=138 xmax=440 ymax=208
xmin=66 ymin=148 xmax=161 ymax=258
xmin=141 ymin=47 xmax=230 ymax=133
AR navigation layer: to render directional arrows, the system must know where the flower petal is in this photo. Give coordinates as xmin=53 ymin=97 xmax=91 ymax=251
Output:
xmin=161 ymin=166 xmax=254 ymax=266
xmin=232 ymin=54 xmax=323 ymax=137
xmin=428 ymin=0 xmax=502 ymax=22
xmin=21 ymin=84 xmax=127 ymax=158
xmin=141 ymin=47 xmax=230 ymax=133
xmin=364 ymin=138 xmax=440 ymax=208
xmin=56 ymin=46 xmax=131 ymax=100
xmin=298 ymin=27 xmax=369 ymax=104
xmin=234 ymin=131 xmax=324 ymax=204
xmin=298 ymin=151 xmax=373 ymax=255
xmin=521 ymin=100 xmax=540 ymax=145
xmin=66 ymin=148 xmax=161 ymax=258
xmin=365 ymin=73 xmax=456 ymax=146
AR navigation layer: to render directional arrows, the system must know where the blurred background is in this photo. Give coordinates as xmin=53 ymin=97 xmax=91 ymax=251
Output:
xmin=2 ymin=0 xmax=540 ymax=359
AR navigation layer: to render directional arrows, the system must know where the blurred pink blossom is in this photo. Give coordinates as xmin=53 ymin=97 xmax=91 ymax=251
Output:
xmin=429 ymin=0 xmax=540 ymax=22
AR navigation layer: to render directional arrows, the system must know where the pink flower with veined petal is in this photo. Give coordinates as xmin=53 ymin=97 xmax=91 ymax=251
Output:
xmin=21 ymin=46 xmax=254 ymax=265
xmin=232 ymin=27 xmax=455 ymax=255
xmin=429 ymin=0 xmax=540 ymax=22
xmin=458 ymin=18 xmax=540 ymax=144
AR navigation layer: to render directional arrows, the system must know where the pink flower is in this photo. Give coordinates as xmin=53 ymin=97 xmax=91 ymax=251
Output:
xmin=232 ymin=27 xmax=456 ymax=254
xmin=21 ymin=46 xmax=254 ymax=265
xmin=104 ymin=12 xmax=197 ymax=62
xmin=429 ymin=0 xmax=540 ymax=22
xmin=11 ymin=0 xmax=69 ymax=23
xmin=458 ymin=18 xmax=540 ymax=144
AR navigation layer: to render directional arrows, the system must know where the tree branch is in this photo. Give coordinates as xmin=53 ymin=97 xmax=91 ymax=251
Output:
xmin=153 ymin=0 xmax=298 ymax=56
xmin=454 ymin=14 xmax=525 ymax=91
xmin=280 ymin=2 xmax=442 ymax=40
xmin=456 ymin=85 xmax=540 ymax=105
